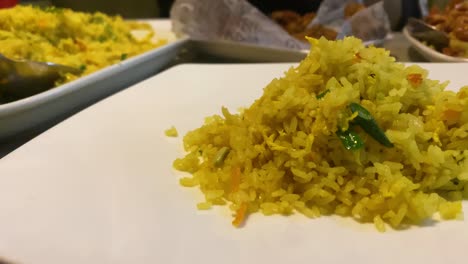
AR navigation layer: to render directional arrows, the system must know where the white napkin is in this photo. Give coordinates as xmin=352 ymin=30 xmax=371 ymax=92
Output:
xmin=170 ymin=0 xmax=391 ymax=50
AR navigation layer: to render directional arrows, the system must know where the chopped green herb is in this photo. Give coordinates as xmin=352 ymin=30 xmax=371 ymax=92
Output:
xmin=98 ymin=35 xmax=107 ymax=42
xmin=90 ymin=15 xmax=105 ymax=24
xmin=120 ymin=53 xmax=128 ymax=60
xmin=349 ymin=103 xmax=393 ymax=148
xmin=41 ymin=6 xmax=64 ymax=13
xmin=214 ymin=147 xmax=230 ymax=167
xmin=349 ymin=103 xmax=373 ymax=121
xmin=104 ymin=24 xmax=116 ymax=40
xmin=317 ymin=89 xmax=330 ymax=99
xmin=336 ymin=129 xmax=364 ymax=150
xmin=79 ymin=64 xmax=87 ymax=72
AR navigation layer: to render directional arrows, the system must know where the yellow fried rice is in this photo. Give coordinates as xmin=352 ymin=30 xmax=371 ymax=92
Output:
xmin=173 ymin=37 xmax=468 ymax=231
xmin=0 ymin=5 xmax=166 ymax=86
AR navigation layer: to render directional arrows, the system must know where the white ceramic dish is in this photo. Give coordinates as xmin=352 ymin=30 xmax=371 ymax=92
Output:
xmin=0 ymin=63 xmax=467 ymax=264
xmin=0 ymin=19 xmax=188 ymax=140
xmin=403 ymin=26 xmax=468 ymax=62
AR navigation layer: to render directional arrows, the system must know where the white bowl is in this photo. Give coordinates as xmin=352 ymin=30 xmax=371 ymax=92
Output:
xmin=403 ymin=26 xmax=468 ymax=62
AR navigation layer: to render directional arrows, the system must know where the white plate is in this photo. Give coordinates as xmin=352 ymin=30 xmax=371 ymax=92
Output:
xmin=0 ymin=63 xmax=467 ymax=264
xmin=403 ymin=26 xmax=468 ymax=62
xmin=0 ymin=19 xmax=188 ymax=140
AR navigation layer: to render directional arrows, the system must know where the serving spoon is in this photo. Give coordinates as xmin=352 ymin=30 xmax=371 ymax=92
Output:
xmin=406 ymin=17 xmax=450 ymax=52
xmin=0 ymin=53 xmax=80 ymax=102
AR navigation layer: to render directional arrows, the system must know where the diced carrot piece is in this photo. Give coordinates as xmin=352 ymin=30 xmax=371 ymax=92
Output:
xmin=37 ymin=19 xmax=48 ymax=29
xmin=354 ymin=52 xmax=362 ymax=63
xmin=442 ymin=109 xmax=461 ymax=123
xmin=407 ymin=73 xmax=423 ymax=87
xmin=232 ymin=203 xmax=248 ymax=227
xmin=75 ymin=39 xmax=87 ymax=51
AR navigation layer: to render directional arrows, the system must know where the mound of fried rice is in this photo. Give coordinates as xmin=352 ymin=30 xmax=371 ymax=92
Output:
xmin=0 ymin=5 xmax=166 ymax=85
xmin=173 ymin=37 xmax=468 ymax=231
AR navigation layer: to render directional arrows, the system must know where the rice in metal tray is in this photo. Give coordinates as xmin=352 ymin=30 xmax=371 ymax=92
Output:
xmin=0 ymin=5 xmax=167 ymax=101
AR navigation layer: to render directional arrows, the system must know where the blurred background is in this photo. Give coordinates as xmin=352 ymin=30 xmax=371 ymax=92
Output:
xmin=17 ymin=0 xmax=424 ymax=31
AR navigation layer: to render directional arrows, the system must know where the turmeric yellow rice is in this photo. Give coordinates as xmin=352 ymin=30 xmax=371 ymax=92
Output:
xmin=173 ymin=37 xmax=468 ymax=232
xmin=0 ymin=5 xmax=166 ymax=89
